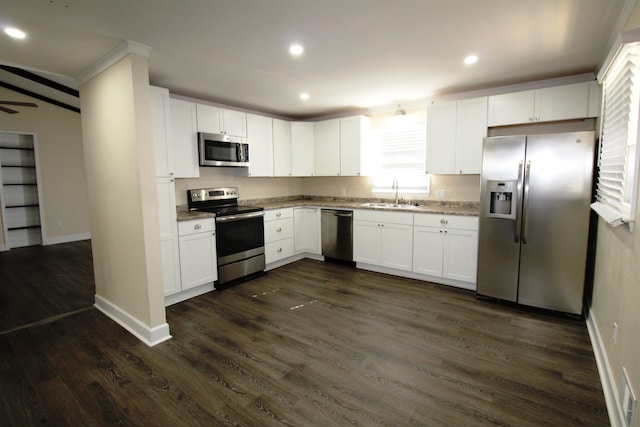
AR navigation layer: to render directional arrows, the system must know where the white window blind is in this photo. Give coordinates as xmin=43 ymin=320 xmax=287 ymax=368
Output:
xmin=371 ymin=124 xmax=430 ymax=194
xmin=593 ymin=44 xmax=640 ymax=228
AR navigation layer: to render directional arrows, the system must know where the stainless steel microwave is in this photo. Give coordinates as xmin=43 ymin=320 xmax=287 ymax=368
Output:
xmin=198 ymin=132 xmax=249 ymax=167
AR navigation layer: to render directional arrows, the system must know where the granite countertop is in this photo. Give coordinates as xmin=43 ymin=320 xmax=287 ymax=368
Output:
xmin=177 ymin=196 xmax=479 ymax=221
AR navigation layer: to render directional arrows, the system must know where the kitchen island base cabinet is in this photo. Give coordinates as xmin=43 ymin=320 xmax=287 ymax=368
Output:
xmin=353 ymin=210 xmax=413 ymax=272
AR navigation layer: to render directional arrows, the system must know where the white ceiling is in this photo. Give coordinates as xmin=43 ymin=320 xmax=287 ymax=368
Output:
xmin=0 ymin=0 xmax=630 ymax=119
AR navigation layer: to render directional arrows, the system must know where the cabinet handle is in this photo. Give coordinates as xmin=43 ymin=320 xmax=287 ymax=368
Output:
xmin=277 ymin=247 xmax=282 ymax=253
xmin=170 ymin=172 xmax=174 ymax=176
xmin=194 ymin=224 xmax=202 ymax=230
xmin=440 ymin=230 xmax=443 ymax=233
xmin=277 ymin=227 xmax=282 ymax=232
xmin=276 ymin=212 xmax=282 ymax=217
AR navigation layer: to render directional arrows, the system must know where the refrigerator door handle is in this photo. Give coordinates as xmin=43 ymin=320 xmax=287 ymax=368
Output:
xmin=515 ymin=160 xmax=524 ymax=243
xmin=522 ymin=161 xmax=532 ymax=244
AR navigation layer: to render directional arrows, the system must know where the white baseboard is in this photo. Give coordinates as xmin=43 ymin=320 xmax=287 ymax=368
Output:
xmin=94 ymin=294 xmax=172 ymax=347
xmin=586 ymin=309 xmax=623 ymax=427
xmin=0 ymin=243 xmax=7 ymax=252
xmin=44 ymin=232 xmax=91 ymax=246
xmin=164 ymin=282 xmax=214 ymax=306
xmin=355 ymin=262 xmax=477 ymax=291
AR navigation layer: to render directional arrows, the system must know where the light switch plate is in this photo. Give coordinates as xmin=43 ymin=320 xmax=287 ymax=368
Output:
xmin=436 ymin=189 xmax=446 ymax=199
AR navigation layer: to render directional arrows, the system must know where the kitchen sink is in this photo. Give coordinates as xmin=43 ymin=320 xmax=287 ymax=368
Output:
xmin=360 ymin=202 xmax=422 ymax=209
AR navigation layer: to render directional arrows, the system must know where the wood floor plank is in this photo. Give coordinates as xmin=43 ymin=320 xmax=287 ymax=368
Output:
xmin=0 ymin=243 xmax=609 ymax=426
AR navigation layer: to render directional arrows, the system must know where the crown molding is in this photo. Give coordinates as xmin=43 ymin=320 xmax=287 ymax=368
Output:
xmin=76 ymin=40 xmax=151 ymax=86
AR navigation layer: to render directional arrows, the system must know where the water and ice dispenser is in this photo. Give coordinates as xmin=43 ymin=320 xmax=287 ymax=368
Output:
xmin=486 ymin=180 xmax=517 ymax=219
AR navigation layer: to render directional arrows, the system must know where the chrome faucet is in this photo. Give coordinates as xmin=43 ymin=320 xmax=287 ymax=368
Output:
xmin=392 ymin=177 xmax=399 ymax=205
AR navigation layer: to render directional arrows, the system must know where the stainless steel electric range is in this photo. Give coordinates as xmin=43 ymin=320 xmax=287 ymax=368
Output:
xmin=187 ymin=187 xmax=265 ymax=285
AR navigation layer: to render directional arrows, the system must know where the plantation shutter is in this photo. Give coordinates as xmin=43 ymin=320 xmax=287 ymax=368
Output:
xmin=592 ymin=45 xmax=640 ymax=227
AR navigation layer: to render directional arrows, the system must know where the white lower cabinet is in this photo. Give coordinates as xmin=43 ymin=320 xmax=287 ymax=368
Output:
xmin=353 ymin=210 xmax=413 ymax=271
xmin=413 ymin=214 xmax=478 ymax=287
xmin=264 ymin=208 xmax=294 ymax=264
xmin=293 ymin=207 xmax=320 ymax=254
xmin=178 ymin=219 xmax=217 ymax=290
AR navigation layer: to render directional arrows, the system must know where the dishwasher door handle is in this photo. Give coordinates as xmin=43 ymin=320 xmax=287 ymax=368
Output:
xmin=335 ymin=212 xmax=353 ymax=218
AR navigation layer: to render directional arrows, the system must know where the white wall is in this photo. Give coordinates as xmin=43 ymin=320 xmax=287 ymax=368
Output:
xmin=79 ymin=51 xmax=168 ymax=345
xmin=0 ymin=88 xmax=90 ymax=246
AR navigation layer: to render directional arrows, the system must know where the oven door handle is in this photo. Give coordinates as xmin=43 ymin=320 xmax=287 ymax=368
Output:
xmin=215 ymin=211 xmax=265 ymax=223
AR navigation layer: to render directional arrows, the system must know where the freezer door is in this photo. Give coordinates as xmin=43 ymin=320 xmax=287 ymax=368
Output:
xmin=477 ymin=136 xmax=526 ymax=301
xmin=517 ymin=132 xmax=594 ymax=314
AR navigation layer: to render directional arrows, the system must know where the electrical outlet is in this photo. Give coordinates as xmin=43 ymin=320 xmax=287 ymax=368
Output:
xmin=613 ymin=322 xmax=618 ymax=344
xmin=56 ymin=219 xmax=63 ymax=228
xmin=436 ymin=189 xmax=446 ymax=199
xmin=341 ymin=188 xmax=347 ymax=197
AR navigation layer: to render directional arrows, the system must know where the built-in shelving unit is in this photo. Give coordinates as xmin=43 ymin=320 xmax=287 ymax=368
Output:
xmin=0 ymin=133 xmax=42 ymax=248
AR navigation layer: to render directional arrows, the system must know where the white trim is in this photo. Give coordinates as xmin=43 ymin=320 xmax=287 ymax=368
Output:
xmin=164 ymin=282 xmax=214 ymax=306
xmin=586 ymin=309 xmax=624 ymax=427
xmin=31 ymin=132 xmax=47 ymax=245
xmin=355 ymin=262 xmax=476 ymax=291
xmin=0 ymin=243 xmax=7 ymax=252
xmin=44 ymin=232 xmax=91 ymax=246
xmin=76 ymin=40 xmax=151 ymax=86
xmin=94 ymin=294 xmax=171 ymax=347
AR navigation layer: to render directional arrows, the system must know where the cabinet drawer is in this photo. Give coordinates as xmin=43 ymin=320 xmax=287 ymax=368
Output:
xmin=353 ymin=209 xmax=413 ymax=225
xmin=178 ymin=218 xmax=215 ymax=236
xmin=265 ymin=218 xmax=293 ymax=242
xmin=414 ymin=214 xmax=478 ymax=230
xmin=264 ymin=208 xmax=293 ymax=222
xmin=265 ymin=238 xmax=294 ymax=263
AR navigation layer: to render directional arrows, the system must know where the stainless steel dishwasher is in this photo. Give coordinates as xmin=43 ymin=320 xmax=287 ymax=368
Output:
xmin=321 ymin=209 xmax=353 ymax=262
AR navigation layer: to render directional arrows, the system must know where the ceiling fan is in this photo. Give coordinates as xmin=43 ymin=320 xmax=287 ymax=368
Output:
xmin=0 ymin=101 xmax=38 ymax=114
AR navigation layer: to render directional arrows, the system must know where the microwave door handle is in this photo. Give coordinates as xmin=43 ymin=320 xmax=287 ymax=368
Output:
xmin=236 ymin=143 xmax=242 ymax=161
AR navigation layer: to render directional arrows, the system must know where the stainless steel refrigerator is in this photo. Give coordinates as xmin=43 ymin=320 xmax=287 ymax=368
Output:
xmin=476 ymin=131 xmax=595 ymax=315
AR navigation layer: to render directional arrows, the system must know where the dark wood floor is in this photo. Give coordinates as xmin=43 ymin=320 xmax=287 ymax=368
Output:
xmin=0 ymin=240 xmax=95 ymax=334
xmin=0 ymin=242 xmax=609 ymax=426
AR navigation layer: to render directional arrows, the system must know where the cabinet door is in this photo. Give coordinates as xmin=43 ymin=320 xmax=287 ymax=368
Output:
xmin=157 ymin=177 xmax=180 ymax=296
xmin=196 ymin=104 xmax=223 ymax=134
xmin=179 ymin=231 xmax=217 ymax=290
xmin=150 ymin=86 xmax=173 ymax=177
xmin=314 ymin=119 xmax=340 ymax=176
xmin=353 ymin=221 xmax=380 ymax=264
xmin=223 ymin=109 xmax=247 ymax=137
xmin=380 ymin=223 xmax=413 ymax=271
xmin=273 ymin=119 xmax=292 ymax=176
xmin=442 ymin=228 xmax=478 ymax=284
xmin=413 ymin=226 xmax=444 ymax=277
xmin=170 ymin=98 xmax=200 ymax=178
xmin=426 ymin=101 xmax=457 ymax=174
xmin=456 ymin=97 xmax=487 ymax=174
xmin=291 ymin=122 xmax=315 ymax=176
xmin=247 ymin=114 xmax=273 ymax=177
xmin=535 ymin=82 xmax=589 ymax=122
xmin=487 ymin=90 xmax=535 ymax=126
xmin=340 ymin=115 xmax=369 ymax=176
xmin=294 ymin=207 xmax=320 ymax=253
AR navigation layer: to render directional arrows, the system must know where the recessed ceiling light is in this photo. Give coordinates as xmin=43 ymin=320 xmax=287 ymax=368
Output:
xmin=299 ymin=92 xmax=310 ymax=100
xmin=289 ymin=44 xmax=304 ymax=56
xmin=4 ymin=27 xmax=26 ymax=40
xmin=464 ymin=55 xmax=478 ymax=65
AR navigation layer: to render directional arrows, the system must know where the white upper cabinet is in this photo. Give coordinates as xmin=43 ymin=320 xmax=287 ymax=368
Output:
xmin=426 ymin=101 xmax=457 ymax=175
xmin=291 ymin=121 xmax=315 ymax=176
xmin=246 ymin=113 xmax=273 ymax=177
xmin=426 ymin=97 xmax=487 ymax=175
xmin=170 ymin=98 xmax=200 ymax=178
xmin=488 ymin=81 xmax=594 ymax=127
xmin=273 ymin=119 xmax=292 ymax=177
xmin=196 ymin=103 xmax=247 ymax=137
xmin=314 ymin=119 xmax=341 ymax=176
xmin=456 ymin=97 xmax=488 ymax=174
xmin=313 ymin=115 xmax=371 ymax=177
xmin=149 ymin=86 xmax=173 ymax=177
xmin=340 ymin=115 xmax=371 ymax=176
